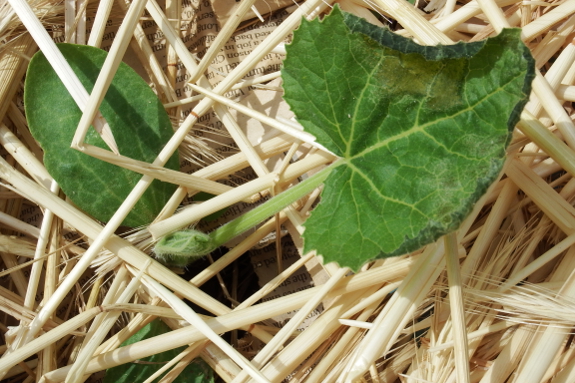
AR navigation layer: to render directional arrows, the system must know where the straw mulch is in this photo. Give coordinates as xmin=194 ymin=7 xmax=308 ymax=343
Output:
xmin=1 ymin=0 xmax=575 ymax=382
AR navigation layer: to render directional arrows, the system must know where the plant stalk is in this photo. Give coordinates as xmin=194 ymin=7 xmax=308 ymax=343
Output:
xmin=208 ymin=160 xmax=342 ymax=250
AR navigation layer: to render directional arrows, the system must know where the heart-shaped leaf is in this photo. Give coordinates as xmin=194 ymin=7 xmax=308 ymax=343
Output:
xmin=25 ymin=43 xmax=179 ymax=227
xmin=282 ymin=6 xmax=534 ymax=270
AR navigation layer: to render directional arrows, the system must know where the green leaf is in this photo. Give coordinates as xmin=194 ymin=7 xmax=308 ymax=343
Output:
xmin=103 ymin=319 xmax=214 ymax=383
xmin=24 ymin=43 xmax=179 ymax=227
xmin=282 ymin=6 xmax=534 ymax=270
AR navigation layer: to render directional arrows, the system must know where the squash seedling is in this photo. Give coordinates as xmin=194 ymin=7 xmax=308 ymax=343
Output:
xmin=24 ymin=8 xmax=534 ymax=272
xmin=157 ymin=6 xmax=535 ymax=271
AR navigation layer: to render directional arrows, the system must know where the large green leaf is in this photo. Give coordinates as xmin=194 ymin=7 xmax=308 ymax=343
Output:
xmin=24 ymin=44 xmax=179 ymax=227
xmin=103 ymin=319 xmax=213 ymax=383
xmin=282 ymin=6 xmax=534 ymax=270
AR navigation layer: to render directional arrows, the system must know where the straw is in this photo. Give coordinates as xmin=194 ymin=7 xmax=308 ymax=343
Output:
xmin=229 ymin=267 xmax=349 ymax=383
xmin=86 ymin=0 xmax=114 ymax=47
xmin=189 ymin=0 xmax=258 ymax=83
xmin=509 ymin=249 xmax=575 ymax=383
xmin=134 ymin=267 xmax=272 ymax=383
xmin=8 ymin=0 xmax=575 ymax=381
xmin=187 ymin=84 xmax=322 ymax=148
xmin=40 ymin=260 xmax=416 ymax=380
xmin=444 ymin=232 xmax=470 ymax=383
xmin=65 ymin=265 xmax=147 ymax=383
xmin=371 ymin=0 xmax=454 ymax=44
xmin=22 ymin=180 xmax=58 ymax=309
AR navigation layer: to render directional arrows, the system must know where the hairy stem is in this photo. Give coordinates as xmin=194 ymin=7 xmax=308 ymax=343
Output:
xmin=209 ymin=160 xmax=341 ymax=250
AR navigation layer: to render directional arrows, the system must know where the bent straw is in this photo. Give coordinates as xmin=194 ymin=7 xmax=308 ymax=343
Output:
xmin=5 ymin=0 xmax=119 ymax=153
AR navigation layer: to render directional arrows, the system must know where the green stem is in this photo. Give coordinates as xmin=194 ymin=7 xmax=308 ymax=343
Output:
xmin=209 ymin=160 xmax=342 ymax=249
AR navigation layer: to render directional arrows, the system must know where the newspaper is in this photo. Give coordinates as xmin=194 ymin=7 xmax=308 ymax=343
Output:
xmin=210 ymin=0 xmax=298 ymax=25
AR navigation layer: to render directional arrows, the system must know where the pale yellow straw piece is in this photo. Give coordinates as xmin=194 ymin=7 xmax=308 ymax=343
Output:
xmin=148 ymin=149 xmax=334 ymax=239
xmin=521 ymin=0 xmax=575 ymax=42
xmin=517 ymin=110 xmax=575 ymax=177
xmin=513 ymin=250 xmax=575 ymax=383
xmin=474 ymin=0 xmax=510 ymax=32
xmin=371 ymin=0 xmax=454 ymax=44
xmin=506 ymin=159 xmax=575 ymax=235
xmin=444 ymin=232 xmax=471 ymax=383
xmin=187 ymin=83 xmax=322 ymax=149
xmin=79 ymin=144 xmax=235 ymax=196
xmin=22 ymin=180 xmax=58 ymax=310
xmin=146 ymin=0 xmax=271 ymax=178
xmin=190 ymin=0 xmax=258 ymax=83
xmin=87 ymin=0 xmax=115 ymax=47
xmin=9 ymin=0 xmax=575 ymax=381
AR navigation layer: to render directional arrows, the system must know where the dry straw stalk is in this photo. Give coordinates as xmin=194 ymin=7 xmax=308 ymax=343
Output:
xmin=2 ymin=0 xmax=575 ymax=382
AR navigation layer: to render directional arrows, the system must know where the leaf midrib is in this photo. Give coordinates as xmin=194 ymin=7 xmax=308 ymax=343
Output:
xmin=346 ymin=70 xmax=524 ymax=162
